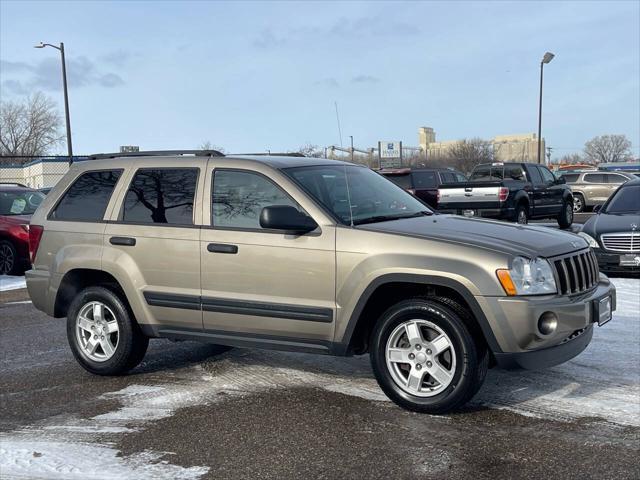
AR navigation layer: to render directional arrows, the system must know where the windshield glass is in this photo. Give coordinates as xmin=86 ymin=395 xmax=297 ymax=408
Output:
xmin=0 ymin=190 xmax=44 ymax=216
xmin=604 ymin=185 xmax=640 ymax=214
xmin=285 ymin=165 xmax=431 ymax=225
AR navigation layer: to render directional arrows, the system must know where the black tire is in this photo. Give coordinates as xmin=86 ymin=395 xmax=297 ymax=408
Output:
xmin=370 ymin=297 xmax=488 ymax=414
xmin=67 ymin=286 xmax=149 ymax=375
xmin=515 ymin=203 xmax=529 ymax=224
xmin=0 ymin=240 xmax=19 ymax=275
xmin=573 ymin=193 xmax=585 ymax=213
xmin=557 ymin=199 xmax=574 ymax=229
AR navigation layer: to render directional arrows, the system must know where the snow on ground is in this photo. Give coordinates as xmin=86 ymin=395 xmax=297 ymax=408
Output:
xmin=0 ymin=278 xmax=638 ymax=479
xmin=0 ymin=275 xmax=26 ymax=292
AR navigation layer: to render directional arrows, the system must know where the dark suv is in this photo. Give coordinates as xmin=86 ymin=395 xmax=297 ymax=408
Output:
xmin=0 ymin=183 xmax=45 ymax=274
xmin=380 ymin=168 xmax=466 ymax=208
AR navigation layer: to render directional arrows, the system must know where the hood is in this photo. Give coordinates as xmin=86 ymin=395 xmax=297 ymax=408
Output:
xmin=358 ymin=214 xmax=587 ymax=259
xmin=0 ymin=214 xmax=32 ymax=225
xmin=582 ymin=212 xmax=640 ymax=237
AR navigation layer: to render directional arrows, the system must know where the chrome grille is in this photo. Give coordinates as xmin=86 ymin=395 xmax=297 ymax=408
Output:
xmin=552 ymin=249 xmax=599 ymax=295
xmin=600 ymin=232 xmax=640 ymax=252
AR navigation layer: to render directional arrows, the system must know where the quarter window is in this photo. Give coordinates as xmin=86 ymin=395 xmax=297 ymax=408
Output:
xmin=122 ymin=169 xmax=198 ymax=225
xmin=51 ymin=170 xmax=122 ymax=221
xmin=212 ymin=170 xmax=303 ymax=230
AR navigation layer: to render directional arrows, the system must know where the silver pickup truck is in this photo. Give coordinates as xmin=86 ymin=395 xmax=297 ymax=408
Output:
xmin=438 ymin=162 xmax=574 ymax=228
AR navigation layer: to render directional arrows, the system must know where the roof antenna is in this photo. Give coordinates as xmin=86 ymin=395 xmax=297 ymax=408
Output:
xmin=335 ymin=101 xmax=354 ymax=226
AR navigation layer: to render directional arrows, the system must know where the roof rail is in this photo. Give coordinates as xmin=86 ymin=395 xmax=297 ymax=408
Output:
xmin=229 ymin=152 xmax=306 ymax=157
xmin=88 ymin=150 xmax=225 ymax=160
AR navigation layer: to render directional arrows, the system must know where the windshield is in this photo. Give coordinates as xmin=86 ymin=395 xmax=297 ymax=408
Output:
xmin=285 ymin=165 xmax=432 ymax=225
xmin=604 ymin=185 xmax=640 ymax=214
xmin=0 ymin=190 xmax=44 ymax=216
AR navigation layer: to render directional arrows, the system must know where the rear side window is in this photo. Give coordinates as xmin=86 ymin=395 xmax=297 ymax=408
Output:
xmin=584 ymin=173 xmax=605 ymax=183
xmin=51 ymin=170 xmax=122 ymax=221
xmin=605 ymin=174 xmax=628 ymax=184
xmin=122 ymin=169 xmax=198 ymax=225
xmin=412 ymin=171 xmax=438 ymax=188
xmin=561 ymin=173 xmax=579 ymax=183
xmin=527 ymin=166 xmax=543 ymax=184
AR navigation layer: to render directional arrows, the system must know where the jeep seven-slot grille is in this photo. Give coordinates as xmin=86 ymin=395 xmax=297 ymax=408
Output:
xmin=552 ymin=249 xmax=599 ymax=295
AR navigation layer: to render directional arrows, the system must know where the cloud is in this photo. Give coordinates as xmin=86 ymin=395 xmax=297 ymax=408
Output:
xmin=352 ymin=74 xmax=380 ymax=84
xmin=253 ymin=29 xmax=287 ymax=49
xmin=1 ymin=56 xmax=125 ymax=95
xmin=314 ymin=78 xmax=340 ymax=89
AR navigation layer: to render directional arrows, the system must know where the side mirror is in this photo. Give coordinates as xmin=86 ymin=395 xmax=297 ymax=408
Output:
xmin=593 ymin=204 xmax=602 ymax=213
xmin=556 ymin=176 xmax=566 ymax=185
xmin=260 ymin=205 xmax=318 ymax=234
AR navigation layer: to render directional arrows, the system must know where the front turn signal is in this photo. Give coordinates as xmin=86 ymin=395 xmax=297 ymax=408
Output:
xmin=496 ymin=269 xmax=517 ymax=296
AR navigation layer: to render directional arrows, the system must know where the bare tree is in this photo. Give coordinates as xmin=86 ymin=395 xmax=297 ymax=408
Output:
xmin=556 ymin=152 xmax=587 ymax=165
xmin=446 ymin=138 xmax=494 ymax=173
xmin=0 ymin=92 xmax=64 ymax=161
xmin=295 ymin=143 xmax=325 ymax=158
xmin=583 ymin=135 xmax=632 ymax=164
xmin=199 ymin=141 xmax=226 ymax=153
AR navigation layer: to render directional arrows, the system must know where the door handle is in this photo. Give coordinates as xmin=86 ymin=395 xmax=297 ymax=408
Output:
xmin=110 ymin=236 xmax=136 ymax=247
xmin=207 ymin=243 xmax=238 ymax=254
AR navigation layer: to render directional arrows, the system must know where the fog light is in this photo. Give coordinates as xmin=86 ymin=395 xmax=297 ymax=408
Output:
xmin=538 ymin=312 xmax=558 ymax=336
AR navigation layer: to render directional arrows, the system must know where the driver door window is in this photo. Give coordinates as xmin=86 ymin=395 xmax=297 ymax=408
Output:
xmin=212 ymin=170 xmax=303 ymax=230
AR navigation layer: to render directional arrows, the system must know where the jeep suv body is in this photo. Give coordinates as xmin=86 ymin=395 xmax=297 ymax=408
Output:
xmin=26 ymin=151 xmax=616 ymax=413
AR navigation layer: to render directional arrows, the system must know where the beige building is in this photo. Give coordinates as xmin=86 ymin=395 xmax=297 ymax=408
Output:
xmin=418 ymin=127 xmax=545 ymax=163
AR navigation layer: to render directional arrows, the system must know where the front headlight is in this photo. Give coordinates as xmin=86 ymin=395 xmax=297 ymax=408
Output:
xmin=497 ymin=256 xmax=557 ymax=296
xmin=578 ymin=232 xmax=599 ymax=249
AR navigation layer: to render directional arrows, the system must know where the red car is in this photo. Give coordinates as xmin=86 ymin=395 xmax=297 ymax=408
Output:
xmin=0 ymin=184 xmax=45 ymax=275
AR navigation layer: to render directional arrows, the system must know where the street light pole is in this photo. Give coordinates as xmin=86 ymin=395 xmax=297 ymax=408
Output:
xmin=537 ymin=51 xmax=555 ymax=165
xmin=35 ymin=42 xmax=73 ymax=164
xmin=349 ymin=135 xmax=354 ymax=162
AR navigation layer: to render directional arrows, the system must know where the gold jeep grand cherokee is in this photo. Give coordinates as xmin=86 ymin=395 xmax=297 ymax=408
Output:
xmin=25 ymin=150 xmax=616 ymax=413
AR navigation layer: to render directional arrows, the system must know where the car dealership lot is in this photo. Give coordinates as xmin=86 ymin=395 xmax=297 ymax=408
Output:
xmin=0 ymin=276 xmax=638 ymax=479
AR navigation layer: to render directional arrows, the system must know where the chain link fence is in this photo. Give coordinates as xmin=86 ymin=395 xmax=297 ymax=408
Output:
xmin=0 ymin=155 xmax=87 ymax=190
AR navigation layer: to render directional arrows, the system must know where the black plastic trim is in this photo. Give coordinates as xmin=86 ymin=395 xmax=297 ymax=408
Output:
xmin=335 ymin=273 xmax=502 ymax=356
xmin=143 ymin=291 xmax=333 ymax=323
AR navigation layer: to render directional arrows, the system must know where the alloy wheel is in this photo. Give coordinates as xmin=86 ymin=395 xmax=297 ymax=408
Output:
xmin=75 ymin=301 xmax=120 ymax=362
xmin=385 ymin=319 xmax=457 ymax=397
xmin=573 ymin=197 xmax=583 ymax=213
xmin=517 ymin=209 xmax=528 ymax=224
xmin=0 ymin=244 xmax=15 ymax=275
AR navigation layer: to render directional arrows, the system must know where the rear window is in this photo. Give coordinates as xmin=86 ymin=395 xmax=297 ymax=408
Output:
xmin=469 ymin=166 xmax=503 ymax=181
xmin=412 ymin=171 xmax=438 ymax=188
xmin=385 ymin=174 xmax=412 ymax=189
xmin=50 ymin=170 xmax=122 ymax=221
xmin=439 ymin=172 xmax=456 ymax=183
xmin=122 ymin=168 xmax=198 ymax=225
xmin=504 ymin=164 xmax=525 ymax=180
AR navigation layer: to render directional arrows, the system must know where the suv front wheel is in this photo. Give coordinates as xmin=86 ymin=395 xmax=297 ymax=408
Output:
xmin=370 ymin=298 xmax=487 ymax=414
xmin=67 ymin=286 xmax=149 ymax=375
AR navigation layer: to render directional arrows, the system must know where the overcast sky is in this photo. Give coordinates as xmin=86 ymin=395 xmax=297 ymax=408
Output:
xmin=1 ymin=0 xmax=638 ymax=158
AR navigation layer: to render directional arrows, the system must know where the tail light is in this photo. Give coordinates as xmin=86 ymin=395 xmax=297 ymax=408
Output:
xmin=29 ymin=225 xmax=44 ymax=264
xmin=498 ymin=187 xmax=509 ymax=202
xmin=437 ymin=189 xmax=441 ymax=204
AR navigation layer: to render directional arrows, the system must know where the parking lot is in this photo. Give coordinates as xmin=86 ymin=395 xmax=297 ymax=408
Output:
xmin=1 ymin=265 xmax=638 ymax=479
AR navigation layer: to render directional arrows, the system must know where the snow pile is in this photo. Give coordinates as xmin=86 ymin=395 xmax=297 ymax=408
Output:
xmin=0 ymin=275 xmax=26 ymax=292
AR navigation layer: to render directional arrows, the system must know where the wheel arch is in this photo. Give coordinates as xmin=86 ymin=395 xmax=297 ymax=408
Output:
xmin=334 ymin=273 xmax=501 ymax=357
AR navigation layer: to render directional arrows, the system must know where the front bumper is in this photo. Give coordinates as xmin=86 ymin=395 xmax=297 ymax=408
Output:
xmin=593 ymin=249 xmax=640 ymax=274
xmin=481 ymin=275 xmax=616 ymax=370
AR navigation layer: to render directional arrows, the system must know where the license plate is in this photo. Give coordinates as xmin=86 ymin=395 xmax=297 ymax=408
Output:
xmin=620 ymin=254 xmax=640 ymax=267
xmin=597 ymin=296 xmax=612 ymax=326
xmin=463 ymin=209 xmax=476 ymax=218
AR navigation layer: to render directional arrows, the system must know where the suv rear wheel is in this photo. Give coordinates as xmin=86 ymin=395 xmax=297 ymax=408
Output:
xmin=573 ymin=193 xmax=585 ymax=213
xmin=370 ymin=298 xmax=487 ymax=414
xmin=557 ymin=199 xmax=574 ymax=229
xmin=515 ymin=204 xmax=529 ymax=224
xmin=67 ymin=286 xmax=148 ymax=375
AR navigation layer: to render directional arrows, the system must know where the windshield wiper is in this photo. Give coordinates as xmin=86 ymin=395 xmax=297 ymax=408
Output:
xmin=353 ymin=211 xmax=432 ymax=225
